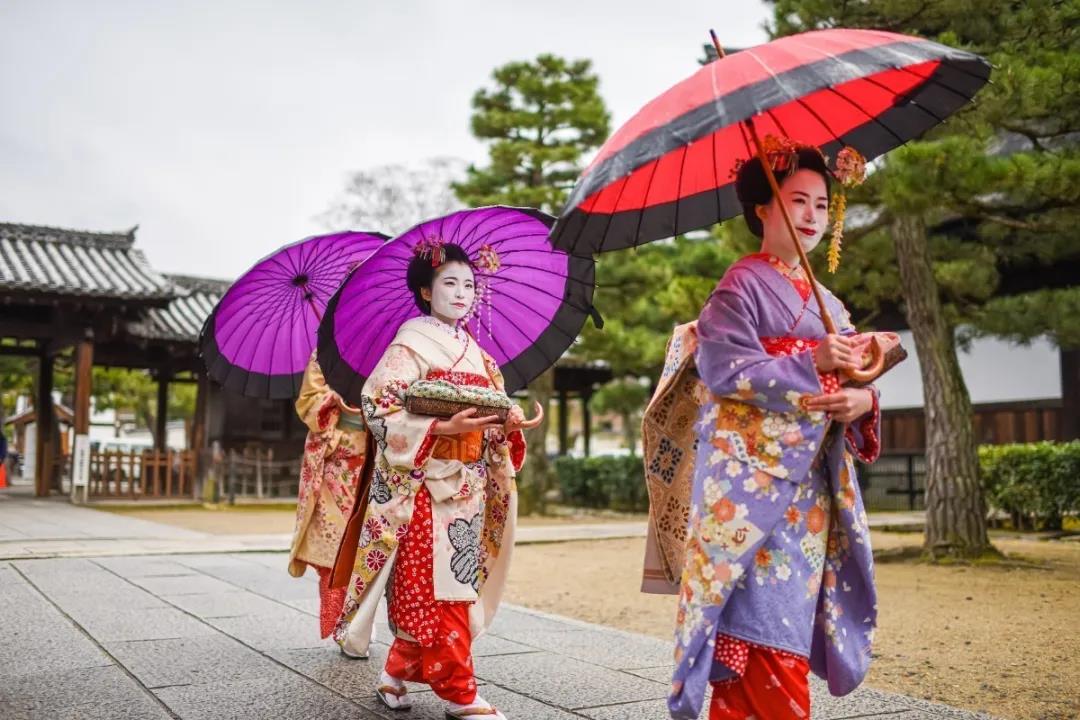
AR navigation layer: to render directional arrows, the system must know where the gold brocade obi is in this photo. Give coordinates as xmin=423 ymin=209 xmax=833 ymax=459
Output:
xmin=432 ymin=431 xmax=483 ymax=464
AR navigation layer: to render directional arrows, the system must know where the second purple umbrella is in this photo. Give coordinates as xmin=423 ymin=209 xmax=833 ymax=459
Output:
xmin=317 ymin=206 xmax=600 ymax=404
xmin=200 ymin=230 xmax=389 ymax=399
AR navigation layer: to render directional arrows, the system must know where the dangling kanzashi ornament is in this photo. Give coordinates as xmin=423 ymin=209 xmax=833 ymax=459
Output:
xmin=827 ymin=146 xmax=867 ymax=273
xmin=464 ymin=244 xmax=502 ymax=338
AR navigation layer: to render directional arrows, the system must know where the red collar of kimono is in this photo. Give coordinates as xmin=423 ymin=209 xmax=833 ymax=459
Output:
xmin=747 ymin=252 xmax=812 ymax=302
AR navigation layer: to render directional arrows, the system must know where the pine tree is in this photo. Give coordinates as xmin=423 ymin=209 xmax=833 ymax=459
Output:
xmin=454 ymin=55 xmax=609 ymax=213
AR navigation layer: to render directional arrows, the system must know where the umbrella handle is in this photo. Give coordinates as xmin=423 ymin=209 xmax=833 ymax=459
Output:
xmin=709 ymin=29 xmax=726 ymax=59
xmin=845 ymin=336 xmax=886 ymax=383
xmin=744 ymin=118 xmax=839 ymax=336
xmin=304 ymin=291 xmax=323 ymax=323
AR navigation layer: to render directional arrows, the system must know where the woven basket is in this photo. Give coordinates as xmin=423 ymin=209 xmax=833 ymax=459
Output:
xmin=405 ymin=395 xmax=511 ymax=423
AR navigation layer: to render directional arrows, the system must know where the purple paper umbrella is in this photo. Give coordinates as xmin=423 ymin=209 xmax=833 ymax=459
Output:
xmin=317 ymin=206 xmax=599 ymax=403
xmin=199 ymin=230 xmax=389 ymax=399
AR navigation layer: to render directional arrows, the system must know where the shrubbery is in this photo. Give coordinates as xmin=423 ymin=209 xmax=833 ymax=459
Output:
xmin=979 ymin=441 xmax=1080 ymax=531
xmin=553 ymin=454 xmax=648 ymax=512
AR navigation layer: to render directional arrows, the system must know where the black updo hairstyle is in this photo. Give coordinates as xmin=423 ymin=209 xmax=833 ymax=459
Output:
xmin=735 ymin=148 xmax=832 ymax=238
xmin=406 ymin=242 xmax=475 ymax=314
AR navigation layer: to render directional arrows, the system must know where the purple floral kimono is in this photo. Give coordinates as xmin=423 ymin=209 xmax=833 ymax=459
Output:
xmin=669 ymin=254 xmax=881 ymax=719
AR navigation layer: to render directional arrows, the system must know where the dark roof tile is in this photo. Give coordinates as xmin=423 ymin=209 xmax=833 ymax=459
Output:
xmin=127 ymin=273 xmax=230 ymax=342
xmin=0 ymin=223 xmax=175 ymax=300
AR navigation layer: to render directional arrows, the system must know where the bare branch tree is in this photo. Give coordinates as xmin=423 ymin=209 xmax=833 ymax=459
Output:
xmin=319 ymin=157 xmax=467 ymax=235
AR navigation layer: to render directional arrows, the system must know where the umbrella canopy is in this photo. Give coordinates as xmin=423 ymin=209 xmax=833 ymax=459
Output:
xmin=200 ymin=230 xmax=389 ymax=399
xmin=317 ymin=206 xmax=598 ymax=404
xmin=551 ymin=28 xmax=991 ymax=254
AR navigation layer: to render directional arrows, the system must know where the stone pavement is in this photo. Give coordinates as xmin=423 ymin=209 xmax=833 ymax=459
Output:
xmin=1 ymin=552 xmax=994 ymax=720
xmin=0 ymin=491 xmax=991 ymax=720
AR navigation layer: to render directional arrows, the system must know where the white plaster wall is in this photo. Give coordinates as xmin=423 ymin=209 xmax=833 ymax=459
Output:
xmin=874 ymin=332 xmax=1062 ymax=410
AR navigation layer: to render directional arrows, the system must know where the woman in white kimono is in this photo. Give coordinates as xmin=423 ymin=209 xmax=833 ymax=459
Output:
xmin=335 ymin=242 xmax=539 ymax=720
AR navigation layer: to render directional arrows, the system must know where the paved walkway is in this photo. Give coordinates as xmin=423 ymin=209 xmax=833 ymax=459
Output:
xmin=0 ymin=490 xmax=986 ymax=719
xmin=0 ymin=489 xmax=924 ymax=561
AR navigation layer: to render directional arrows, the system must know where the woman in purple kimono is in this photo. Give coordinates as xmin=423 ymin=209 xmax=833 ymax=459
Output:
xmin=669 ymin=144 xmax=882 ymax=719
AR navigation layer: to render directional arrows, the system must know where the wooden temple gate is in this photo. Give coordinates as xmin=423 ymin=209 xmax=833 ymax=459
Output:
xmin=0 ymin=223 xmax=221 ymax=499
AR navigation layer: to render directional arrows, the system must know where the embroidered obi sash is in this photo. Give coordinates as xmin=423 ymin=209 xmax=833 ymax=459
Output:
xmin=432 ymin=432 xmax=483 ymax=463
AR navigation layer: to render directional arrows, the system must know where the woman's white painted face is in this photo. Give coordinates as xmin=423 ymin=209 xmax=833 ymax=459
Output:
xmin=760 ymin=169 xmax=830 ymax=253
xmin=426 ymin=261 xmax=476 ymax=323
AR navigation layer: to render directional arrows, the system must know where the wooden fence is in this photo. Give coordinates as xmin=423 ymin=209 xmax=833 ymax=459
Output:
xmin=881 ymin=399 xmax=1064 ymax=452
xmin=216 ymin=448 xmax=301 ymax=501
xmin=88 ymin=449 xmax=197 ymax=499
xmin=857 ymin=452 xmax=927 ymax=512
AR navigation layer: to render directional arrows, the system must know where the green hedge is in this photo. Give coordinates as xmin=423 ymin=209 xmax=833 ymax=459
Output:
xmin=553 ymin=454 xmax=648 ymax=512
xmin=979 ymin=441 xmax=1080 ymax=531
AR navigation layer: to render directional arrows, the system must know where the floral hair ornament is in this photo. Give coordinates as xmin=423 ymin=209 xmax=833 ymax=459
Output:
xmin=413 ymin=236 xmax=446 ymax=267
xmin=826 ymin=146 xmax=867 ymax=273
xmin=476 ymin=244 xmax=502 ymax=274
xmin=729 ymin=133 xmax=805 ymax=180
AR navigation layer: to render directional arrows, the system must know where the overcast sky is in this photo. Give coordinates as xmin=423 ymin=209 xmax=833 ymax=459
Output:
xmin=1 ymin=0 xmax=770 ymax=278
xmin=2 ymin=2 xmax=1062 ymax=404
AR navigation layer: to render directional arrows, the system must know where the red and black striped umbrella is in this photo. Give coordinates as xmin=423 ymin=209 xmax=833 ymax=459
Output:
xmin=551 ymin=28 xmax=991 ymax=254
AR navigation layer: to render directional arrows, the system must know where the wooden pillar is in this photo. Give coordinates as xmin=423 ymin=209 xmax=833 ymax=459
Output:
xmin=191 ymin=373 xmax=209 ymax=498
xmin=557 ymin=389 xmax=569 ymax=456
xmin=192 ymin=373 xmax=208 ymax=452
xmin=155 ymin=374 xmax=169 ymax=451
xmin=73 ymin=341 xmax=93 ymax=435
xmin=34 ymin=349 xmax=54 ymax=497
xmin=581 ymin=389 xmax=593 ymax=458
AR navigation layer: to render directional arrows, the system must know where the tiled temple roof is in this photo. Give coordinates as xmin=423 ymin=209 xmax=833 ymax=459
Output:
xmin=0 ymin=223 xmax=174 ymax=301
xmin=129 ymin=274 xmax=231 ymax=342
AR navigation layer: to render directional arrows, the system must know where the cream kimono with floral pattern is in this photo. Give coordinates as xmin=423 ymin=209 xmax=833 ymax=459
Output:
xmin=289 ymin=353 xmax=366 ymax=578
xmin=332 ymin=316 xmax=523 ymax=654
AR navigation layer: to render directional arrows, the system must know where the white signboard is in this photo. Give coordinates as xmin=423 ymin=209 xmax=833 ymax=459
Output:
xmin=24 ymin=424 xmax=36 ymax=482
xmin=72 ymin=434 xmax=90 ymax=488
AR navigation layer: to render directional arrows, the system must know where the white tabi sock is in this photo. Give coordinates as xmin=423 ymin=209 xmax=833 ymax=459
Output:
xmin=379 ymin=669 xmax=406 ymax=691
xmin=448 ymin=694 xmax=491 ymax=712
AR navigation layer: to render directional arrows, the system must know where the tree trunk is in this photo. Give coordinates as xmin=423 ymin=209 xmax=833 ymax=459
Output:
xmin=892 ymin=215 xmax=991 ymax=558
xmin=1061 ymin=349 xmax=1079 ymax=440
xmin=518 ymin=367 xmax=554 ymax=515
